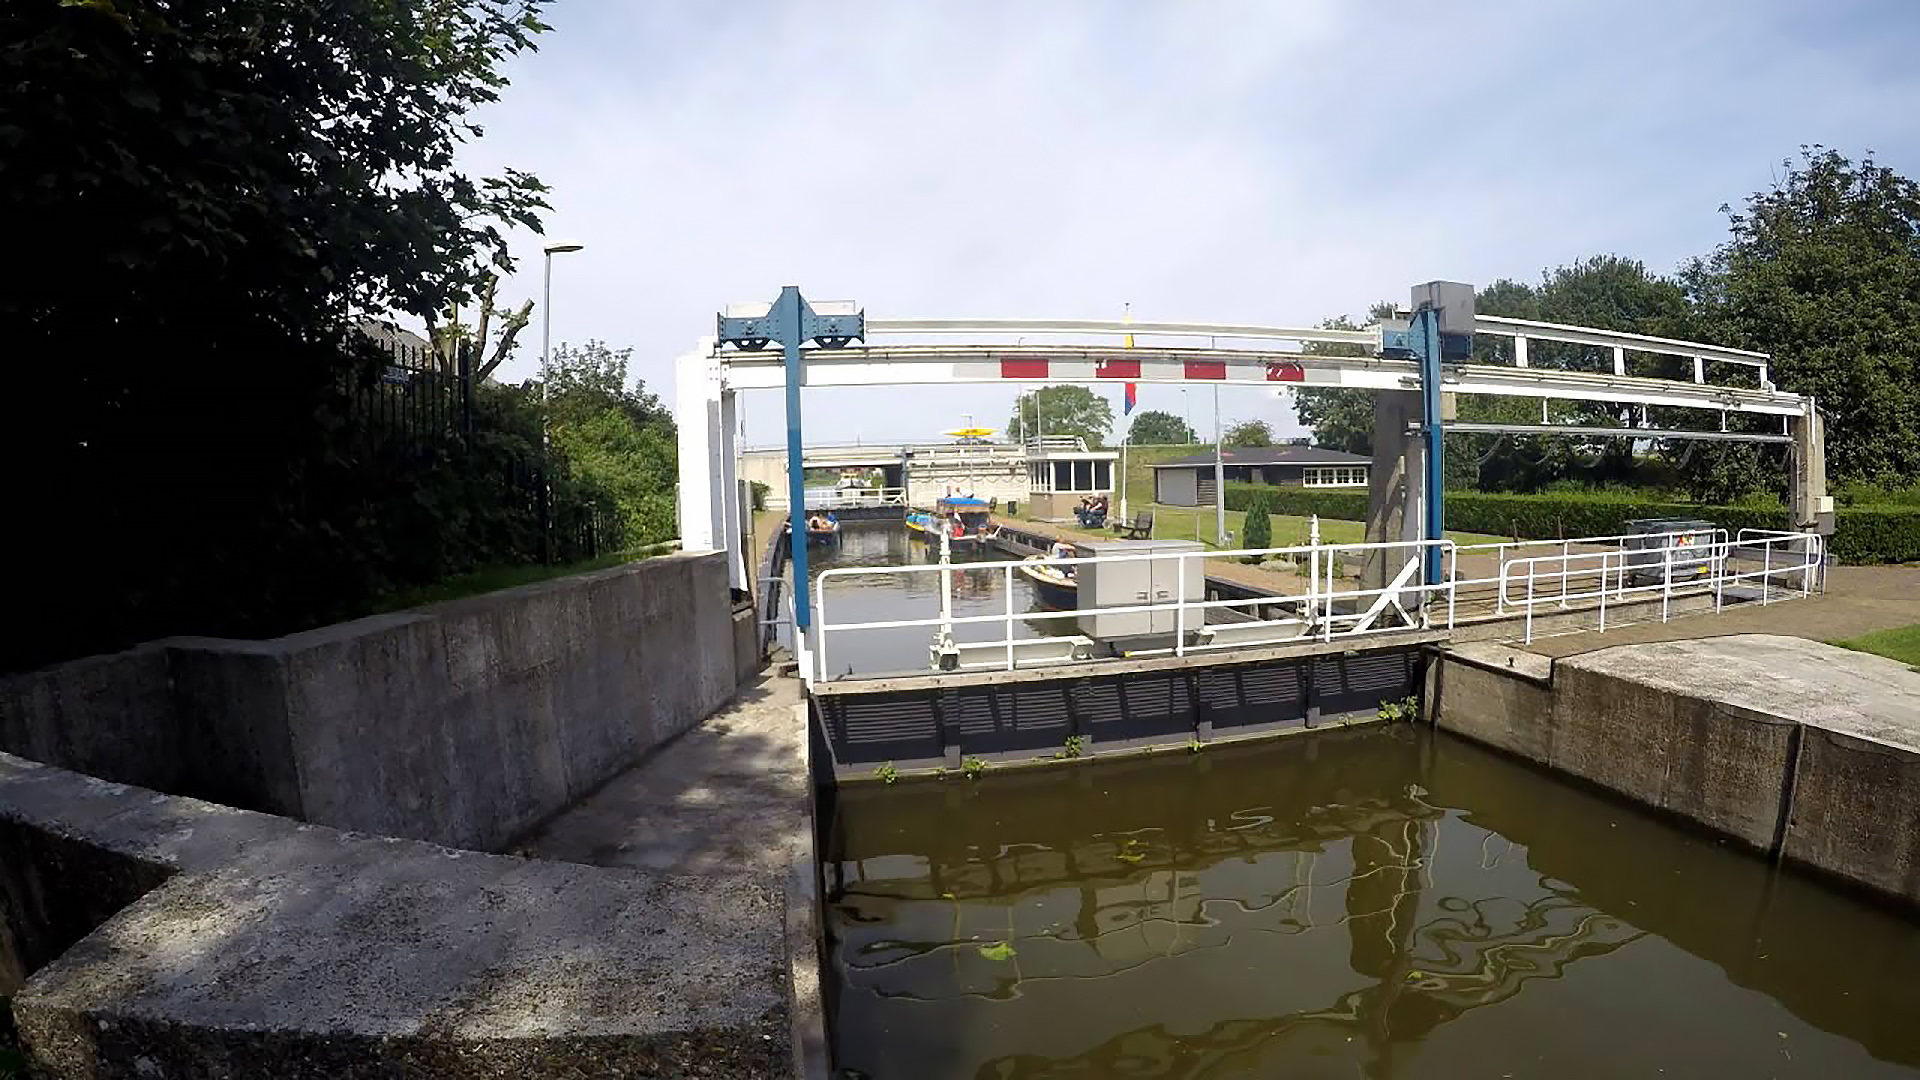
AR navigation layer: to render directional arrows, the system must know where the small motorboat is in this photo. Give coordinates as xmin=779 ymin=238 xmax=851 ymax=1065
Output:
xmin=1019 ymin=553 xmax=1079 ymax=608
xmin=906 ymin=497 xmax=999 ymax=546
xmin=801 ymin=514 xmax=840 ymax=546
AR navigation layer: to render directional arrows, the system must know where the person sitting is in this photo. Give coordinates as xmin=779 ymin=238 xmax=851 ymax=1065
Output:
xmin=1048 ymin=539 xmax=1077 ymax=578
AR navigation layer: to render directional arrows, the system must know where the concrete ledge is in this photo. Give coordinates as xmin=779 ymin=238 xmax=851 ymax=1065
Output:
xmin=1429 ymin=634 xmax=1920 ymax=908
xmin=1 ymin=552 xmax=740 ymax=852
xmin=1 ymin=751 xmax=790 ymax=1078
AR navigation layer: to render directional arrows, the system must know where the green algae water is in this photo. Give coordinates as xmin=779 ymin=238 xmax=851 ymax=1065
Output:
xmin=820 ymin=726 xmax=1920 ymax=1079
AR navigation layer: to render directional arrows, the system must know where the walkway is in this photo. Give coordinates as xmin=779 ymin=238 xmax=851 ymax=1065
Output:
xmin=513 ymin=671 xmax=810 ymax=878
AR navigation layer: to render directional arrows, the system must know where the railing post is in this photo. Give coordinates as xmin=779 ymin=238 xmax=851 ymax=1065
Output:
xmin=815 ymin=571 xmax=829 ymax=684
xmin=1004 ymin=563 xmax=1015 ymax=672
xmin=1524 ymin=561 xmax=1535 ymax=645
xmin=1495 ymin=543 xmax=1507 ymax=614
xmin=1762 ymin=540 xmax=1772 ymax=605
xmin=1714 ymin=541 xmax=1726 ymax=613
xmin=1599 ymin=552 xmax=1609 ymax=632
xmin=1322 ymin=545 xmax=1335 ymax=643
xmin=1175 ymin=551 xmax=1187 ymax=657
xmin=1559 ymin=541 xmax=1569 ymax=607
xmin=1661 ymin=546 xmax=1673 ymax=623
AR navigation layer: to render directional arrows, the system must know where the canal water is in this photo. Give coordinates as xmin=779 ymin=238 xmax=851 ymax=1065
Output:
xmin=793 ymin=521 xmax=1070 ymax=679
xmin=820 ymin=726 xmax=1920 ymax=1079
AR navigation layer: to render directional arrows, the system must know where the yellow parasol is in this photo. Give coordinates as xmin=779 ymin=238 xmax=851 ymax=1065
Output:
xmin=944 ymin=427 xmax=995 ymax=439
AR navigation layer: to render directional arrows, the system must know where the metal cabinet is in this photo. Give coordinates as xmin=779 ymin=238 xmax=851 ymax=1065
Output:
xmin=1075 ymin=539 xmax=1205 ymax=638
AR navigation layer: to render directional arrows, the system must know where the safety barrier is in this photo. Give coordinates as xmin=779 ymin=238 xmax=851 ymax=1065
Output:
xmin=812 ymin=539 xmax=1454 ymax=682
xmin=768 ymin=486 xmax=909 ymax=511
xmin=1498 ymin=529 xmax=1822 ymax=643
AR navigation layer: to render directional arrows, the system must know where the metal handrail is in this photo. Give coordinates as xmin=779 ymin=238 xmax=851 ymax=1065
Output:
xmin=1449 ymin=529 xmax=1731 ymax=614
xmin=1499 ymin=530 xmax=1820 ymax=643
xmin=812 ymin=539 xmax=1454 ymax=682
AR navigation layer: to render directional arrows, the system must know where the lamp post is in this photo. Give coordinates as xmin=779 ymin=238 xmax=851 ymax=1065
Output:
xmin=541 ymin=240 xmax=585 ymax=420
xmin=540 ymin=240 xmax=583 ymax=561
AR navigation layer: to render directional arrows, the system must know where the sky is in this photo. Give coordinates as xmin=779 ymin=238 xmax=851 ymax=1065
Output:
xmin=455 ymin=0 xmax=1920 ymax=448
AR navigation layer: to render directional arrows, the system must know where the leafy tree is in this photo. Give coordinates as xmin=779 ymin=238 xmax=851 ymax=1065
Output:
xmin=1224 ymin=419 xmax=1275 ymax=447
xmin=1007 ymin=385 xmax=1114 ymax=447
xmin=5 ymin=0 xmax=554 ymax=667
xmin=1293 ymin=311 xmax=1391 ymax=454
xmin=546 ymin=341 xmax=678 ymax=544
xmin=1126 ymin=410 xmax=1196 ymax=445
xmin=1681 ymin=147 xmax=1920 ymax=488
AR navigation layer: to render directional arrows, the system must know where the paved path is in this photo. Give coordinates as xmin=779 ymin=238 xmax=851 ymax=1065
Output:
xmin=513 ymin=672 xmax=810 ymax=879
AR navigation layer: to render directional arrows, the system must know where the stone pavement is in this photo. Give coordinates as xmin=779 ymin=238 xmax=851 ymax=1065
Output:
xmin=514 ymin=670 xmax=810 ymax=880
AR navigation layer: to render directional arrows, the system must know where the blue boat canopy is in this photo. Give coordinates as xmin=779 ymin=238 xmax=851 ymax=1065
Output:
xmin=938 ymin=497 xmax=990 ymax=508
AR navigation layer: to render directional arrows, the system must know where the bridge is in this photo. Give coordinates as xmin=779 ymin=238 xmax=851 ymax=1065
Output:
xmin=739 ymin=435 xmax=1116 ymax=514
xmin=677 ymin=279 xmax=1834 ymax=772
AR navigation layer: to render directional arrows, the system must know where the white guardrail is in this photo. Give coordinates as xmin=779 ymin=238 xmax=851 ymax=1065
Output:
xmin=769 ymin=487 xmax=908 ymax=511
xmin=814 ymin=539 xmax=1454 ymax=683
xmin=1498 ymin=529 xmax=1822 ymax=644
xmin=797 ymin=527 xmax=1826 ymax=681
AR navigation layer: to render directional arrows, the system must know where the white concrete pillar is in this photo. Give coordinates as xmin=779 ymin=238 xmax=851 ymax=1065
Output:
xmin=1363 ymin=390 xmax=1425 ymax=604
xmin=719 ymin=389 xmax=746 ymax=592
xmin=674 ymin=338 xmax=722 ymax=553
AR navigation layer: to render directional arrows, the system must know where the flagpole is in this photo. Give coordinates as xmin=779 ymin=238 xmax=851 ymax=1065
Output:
xmin=1120 ymin=302 xmax=1132 ymax=526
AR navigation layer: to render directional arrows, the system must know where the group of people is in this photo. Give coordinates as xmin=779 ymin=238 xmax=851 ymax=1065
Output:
xmin=804 ymin=512 xmax=836 ymax=531
xmin=1074 ymin=494 xmax=1110 ymax=527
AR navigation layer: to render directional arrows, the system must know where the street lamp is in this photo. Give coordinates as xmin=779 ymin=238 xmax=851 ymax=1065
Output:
xmin=539 ymin=240 xmax=583 ymax=562
xmin=542 ymin=240 xmax=585 ymax=407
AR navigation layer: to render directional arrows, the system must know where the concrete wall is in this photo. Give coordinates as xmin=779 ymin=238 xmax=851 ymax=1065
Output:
xmin=0 ymin=751 xmax=789 ymax=1078
xmin=1428 ymin=635 xmax=1920 ymax=909
xmin=0 ymin=552 xmax=742 ymax=852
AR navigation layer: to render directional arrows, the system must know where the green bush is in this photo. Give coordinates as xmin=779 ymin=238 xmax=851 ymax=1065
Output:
xmin=1241 ymin=491 xmax=1272 ymax=555
xmin=1220 ymin=483 xmax=1920 ymax=565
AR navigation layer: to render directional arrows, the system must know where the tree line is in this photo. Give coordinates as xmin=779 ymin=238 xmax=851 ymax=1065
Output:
xmin=4 ymin=0 xmax=673 ymax=671
xmin=1296 ymin=148 xmax=1920 ymax=504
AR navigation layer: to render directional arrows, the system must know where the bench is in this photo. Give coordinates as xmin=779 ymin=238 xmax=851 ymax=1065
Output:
xmin=1115 ymin=510 xmax=1153 ymax=539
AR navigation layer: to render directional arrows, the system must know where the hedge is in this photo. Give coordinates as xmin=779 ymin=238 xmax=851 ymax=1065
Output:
xmin=1221 ymin=483 xmax=1920 ymax=565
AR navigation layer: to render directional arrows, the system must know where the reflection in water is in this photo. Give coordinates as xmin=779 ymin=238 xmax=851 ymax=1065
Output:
xmin=792 ymin=522 xmax=1073 ymax=678
xmin=822 ymin=727 xmax=1920 ymax=1079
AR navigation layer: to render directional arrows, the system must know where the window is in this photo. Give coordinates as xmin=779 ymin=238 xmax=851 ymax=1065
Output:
xmin=1304 ymin=466 xmax=1368 ymax=487
xmin=1034 ymin=457 xmax=1116 ymax=493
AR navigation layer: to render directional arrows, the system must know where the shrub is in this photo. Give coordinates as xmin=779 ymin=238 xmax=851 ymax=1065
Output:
xmin=1220 ymin=483 xmax=1920 ymax=565
xmin=1241 ymin=491 xmax=1272 ymax=554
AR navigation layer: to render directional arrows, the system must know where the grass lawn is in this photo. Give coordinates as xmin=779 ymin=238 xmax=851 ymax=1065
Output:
xmin=371 ymin=543 xmax=674 ymax=613
xmin=1831 ymin=624 xmax=1920 ymax=669
xmin=1137 ymin=503 xmax=1508 ymax=551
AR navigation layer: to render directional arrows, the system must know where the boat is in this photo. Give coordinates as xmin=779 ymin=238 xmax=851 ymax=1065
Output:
xmin=906 ymin=497 xmax=999 ymax=546
xmin=799 ymin=513 xmax=841 ymax=546
xmin=1019 ymin=553 xmax=1079 ymax=608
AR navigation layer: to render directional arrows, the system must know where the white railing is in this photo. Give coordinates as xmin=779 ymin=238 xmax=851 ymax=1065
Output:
xmin=1499 ymin=530 xmax=1821 ymax=644
xmin=812 ymin=539 xmax=1455 ymax=682
xmin=768 ymin=487 xmax=908 ymax=511
xmin=1449 ymin=529 xmax=1731 ymax=615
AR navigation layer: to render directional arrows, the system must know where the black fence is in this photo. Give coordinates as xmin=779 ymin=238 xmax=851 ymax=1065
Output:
xmin=344 ymin=337 xmax=472 ymax=450
xmin=344 ymin=335 xmax=620 ymax=566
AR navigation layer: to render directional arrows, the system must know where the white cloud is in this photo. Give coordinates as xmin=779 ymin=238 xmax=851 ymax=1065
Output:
xmin=453 ymin=0 xmax=1920 ymax=446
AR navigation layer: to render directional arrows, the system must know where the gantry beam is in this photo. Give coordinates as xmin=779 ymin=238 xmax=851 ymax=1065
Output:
xmin=715 ymin=343 xmax=1806 ymax=416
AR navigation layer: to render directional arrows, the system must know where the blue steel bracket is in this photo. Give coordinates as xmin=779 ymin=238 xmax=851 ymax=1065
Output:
xmin=801 ymin=311 xmax=865 ymax=348
xmin=718 ymin=305 xmax=865 ymax=351
xmin=713 ymin=288 xmax=864 ymax=638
